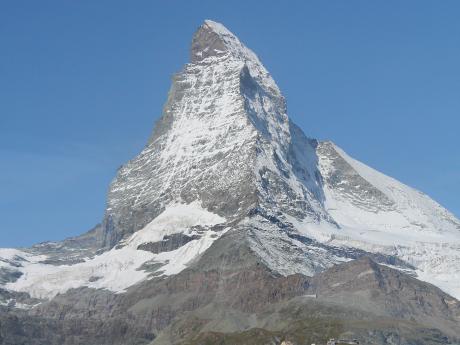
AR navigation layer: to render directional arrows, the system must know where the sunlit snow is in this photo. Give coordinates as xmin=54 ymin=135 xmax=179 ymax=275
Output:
xmin=4 ymin=202 xmax=226 ymax=299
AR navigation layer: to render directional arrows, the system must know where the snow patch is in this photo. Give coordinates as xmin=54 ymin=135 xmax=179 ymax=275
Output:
xmin=127 ymin=201 xmax=225 ymax=247
xmin=357 ymin=269 xmax=374 ymax=278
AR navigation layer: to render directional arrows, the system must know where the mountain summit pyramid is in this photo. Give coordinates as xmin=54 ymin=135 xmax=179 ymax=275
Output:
xmin=101 ymin=20 xmax=329 ymax=247
xmin=1 ymin=20 xmax=460 ymax=344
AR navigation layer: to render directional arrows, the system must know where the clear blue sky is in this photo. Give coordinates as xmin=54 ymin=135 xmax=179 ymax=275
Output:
xmin=1 ymin=1 xmax=459 ymax=247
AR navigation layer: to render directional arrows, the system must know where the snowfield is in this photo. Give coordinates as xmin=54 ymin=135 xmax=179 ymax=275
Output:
xmin=4 ymin=202 xmax=226 ymax=300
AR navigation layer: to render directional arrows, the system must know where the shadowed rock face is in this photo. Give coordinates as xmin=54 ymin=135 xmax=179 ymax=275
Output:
xmin=316 ymin=141 xmax=395 ymax=212
xmin=191 ymin=21 xmax=228 ymax=62
xmin=137 ymin=233 xmax=201 ymax=254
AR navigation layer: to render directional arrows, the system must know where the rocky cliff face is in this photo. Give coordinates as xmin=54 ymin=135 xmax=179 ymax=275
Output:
xmin=1 ymin=20 xmax=460 ymax=345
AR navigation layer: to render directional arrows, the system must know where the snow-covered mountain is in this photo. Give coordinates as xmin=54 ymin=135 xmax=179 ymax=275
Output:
xmin=1 ymin=19 xmax=460 ymax=317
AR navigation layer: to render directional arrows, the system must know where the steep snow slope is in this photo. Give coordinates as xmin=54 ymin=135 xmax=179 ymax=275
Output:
xmin=318 ymin=141 xmax=460 ymax=237
xmin=309 ymin=141 xmax=460 ymax=298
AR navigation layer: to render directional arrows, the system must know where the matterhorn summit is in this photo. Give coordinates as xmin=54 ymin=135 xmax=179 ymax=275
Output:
xmin=1 ymin=21 xmax=459 ymax=344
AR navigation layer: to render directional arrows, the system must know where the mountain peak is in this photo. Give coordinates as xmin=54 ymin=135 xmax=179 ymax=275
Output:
xmin=191 ymin=20 xmax=282 ymax=102
xmin=2 ymin=22 xmax=460 ymax=343
xmin=191 ymin=20 xmax=244 ymax=62
xmin=203 ymin=19 xmax=234 ymax=37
